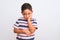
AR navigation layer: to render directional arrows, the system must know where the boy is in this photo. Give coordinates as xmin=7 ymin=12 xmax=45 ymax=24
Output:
xmin=13 ymin=3 xmax=38 ymax=40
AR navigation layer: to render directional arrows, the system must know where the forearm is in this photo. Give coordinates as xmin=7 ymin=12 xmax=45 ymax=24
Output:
xmin=14 ymin=28 xmax=31 ymax=36
xmin=14 ymin=28 xmax=24 ymax=34
xmin=22 ymin=29 xmax=31 ymax=36
xmin=28 ymin=20 xmax=36 ymax=33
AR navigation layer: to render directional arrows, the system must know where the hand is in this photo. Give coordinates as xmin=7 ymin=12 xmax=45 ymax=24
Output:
xmin=28 ymin=16 xmax=32 ymax=21
xmin=22 ymin=29 xmax=31 ymax=36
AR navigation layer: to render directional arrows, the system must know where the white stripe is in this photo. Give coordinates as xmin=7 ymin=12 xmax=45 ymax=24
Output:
xmin=18 ymin=27 xmax=28 ymax=29
xmin=32 ymin=24 xmax=37 ymax=26
xmin=17 ymin=19 xmax=36 ymax=24
xmin=18 ymin=33 xmax=34 ymax=36
xmin=15 ymin=22 xmax=37 ymax=27
xmin=14 ymin=26 xmax=19 ymax=29
xmin=17 ymin=21 xmax=36 ymax=24
xmin=17 ymin=35 xmax=34 ymax=39
xmin=19 ymin=23 xmax=28 ymax=26
xmin=15 ymin=23 xmax=28 ymax=26
xmin=18 ymin=20 xmax=27 ymax=23
xmin=15 ymin=22 xmax=28 ymax=26
xmin=18 ymin=34 xmax=27 ymax=36
xmin=14 ymin=23 xmax=19 ymax=26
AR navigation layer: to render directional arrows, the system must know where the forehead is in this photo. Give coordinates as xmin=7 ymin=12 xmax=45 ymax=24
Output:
xmin=22 ymin=9 xmax=32 ymax=14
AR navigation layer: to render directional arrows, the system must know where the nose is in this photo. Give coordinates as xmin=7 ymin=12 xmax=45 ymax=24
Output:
xmin=26 ymin=15 xmax=28 ymax=17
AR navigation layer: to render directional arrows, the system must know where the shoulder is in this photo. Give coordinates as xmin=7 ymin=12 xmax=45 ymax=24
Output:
xmin=15 ymin=17 xmax=24 ymax=24
xmin=32 ymin=18 xmax=37 ymax=24
xmin=17 ymin=17 xmax=25 ymax=21
xmin=32 ymin=18 xmax=37 ymax=21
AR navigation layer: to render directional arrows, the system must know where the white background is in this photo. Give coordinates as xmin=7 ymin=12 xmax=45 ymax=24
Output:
xmin=0 ymin=0 xmax=60 ymax=40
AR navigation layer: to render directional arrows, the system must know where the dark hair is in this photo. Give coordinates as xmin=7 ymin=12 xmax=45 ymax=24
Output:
xmin=21 ymin=3 xmax=32 ymax=12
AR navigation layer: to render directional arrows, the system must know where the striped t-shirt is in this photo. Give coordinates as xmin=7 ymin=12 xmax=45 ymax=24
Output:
xmin=14 ymin=17 xmax=37 ymax=39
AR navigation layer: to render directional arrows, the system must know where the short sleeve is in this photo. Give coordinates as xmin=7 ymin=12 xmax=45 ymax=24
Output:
xmin=13 ymin=20 xmax=20 ymax=29
xmin=32 ymin=19 xmax=38 ymax=29
xmin=13 ymin=18 xmax=28 ymax=29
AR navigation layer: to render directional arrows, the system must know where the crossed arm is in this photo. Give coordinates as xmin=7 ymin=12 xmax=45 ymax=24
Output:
xmin=14 ymin=27 xmax=31 ymax=36
xmin=14 ymin=24 xmax=36 ymax=36
xmin=14 ymin=18 xmax=37 ymax=36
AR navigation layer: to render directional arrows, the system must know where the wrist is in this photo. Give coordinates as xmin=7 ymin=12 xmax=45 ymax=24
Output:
xmin=28 ymin=19 xmax=30 ymax=22
xmin=28 ymin=19 xmax=31 ymax=23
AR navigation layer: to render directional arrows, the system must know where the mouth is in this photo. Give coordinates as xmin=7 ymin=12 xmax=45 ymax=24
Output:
xmin=24 ymin=17 xmax=28 ymax=20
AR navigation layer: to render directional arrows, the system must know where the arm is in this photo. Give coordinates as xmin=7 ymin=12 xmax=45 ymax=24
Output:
xmin=22 ymin=29 xmax=31 ymax=36
xmin=28 ymin=20 xmax=37 ymax=33
xmin=13 ymin=26 xmax=31 ymax=36
xmin=27 ymin=16 xmax=37 ymax=33
xmin=14 ymin=27 xmax=23 ymax=34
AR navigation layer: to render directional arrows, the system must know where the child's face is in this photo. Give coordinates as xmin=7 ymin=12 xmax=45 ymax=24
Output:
xmin=22 ymin=9 xmax=33 ymax=20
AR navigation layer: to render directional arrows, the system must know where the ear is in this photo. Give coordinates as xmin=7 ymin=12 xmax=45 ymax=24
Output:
xmin=21 ymin=11 xmax=23 ymax=15
xmin=21 ymin=11 xmax=22 ymax=13
xmin=32 ymin=10 xmax=33 ymax=13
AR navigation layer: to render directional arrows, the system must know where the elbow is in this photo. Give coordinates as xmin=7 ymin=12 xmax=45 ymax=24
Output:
xmin=30 ymin=30 xmax=35 ymax=33
xmin=13 ymin=29 xmax=16 ymax=33
xmin=13 ymin=28 xmax=17 ymax=33
xmin=30 ymin=29 xmax=36 ymax=33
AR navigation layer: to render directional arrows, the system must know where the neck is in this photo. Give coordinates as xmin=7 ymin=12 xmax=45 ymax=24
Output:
xmin=24 ymin=18 xmax=32 ymax=20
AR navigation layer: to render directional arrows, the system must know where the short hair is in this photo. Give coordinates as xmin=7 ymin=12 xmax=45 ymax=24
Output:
xmin=21 ymin=3 xmax=32 ymax=12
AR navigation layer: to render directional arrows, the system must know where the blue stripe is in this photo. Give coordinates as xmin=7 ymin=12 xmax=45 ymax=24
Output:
xmin=14 ymin=24 xmax=18 ymax=27
xmin=16 ymin=21 xmax=19 ymax=24
xmin=18 ymin=25 xmax=28 ymax=28
xmin=16 ymin=21 xmax=27 ymax=24
xmin=16 ymin=21 xmax=37 ymax=24
xmin=16 ymin=37 xmax=34 ymax=39
xmin=33 ymin=22 xmax=37 ymax=24
xmin=35 ymin=27 xmax=38 ymax=29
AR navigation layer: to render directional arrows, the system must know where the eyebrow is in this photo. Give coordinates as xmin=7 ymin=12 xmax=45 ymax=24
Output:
xmin=22 ymin=13 xmax=31 ymax=15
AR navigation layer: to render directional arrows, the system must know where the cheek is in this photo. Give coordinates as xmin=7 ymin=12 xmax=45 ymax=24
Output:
xmin=24 ymin=15 xmax=26 ymax=18
xmin=29 ymin=14 xmax=32 ymax=17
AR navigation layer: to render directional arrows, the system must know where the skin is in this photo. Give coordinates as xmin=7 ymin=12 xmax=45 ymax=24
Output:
xmin=14 ymin=9 xmax=37 ymax=36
